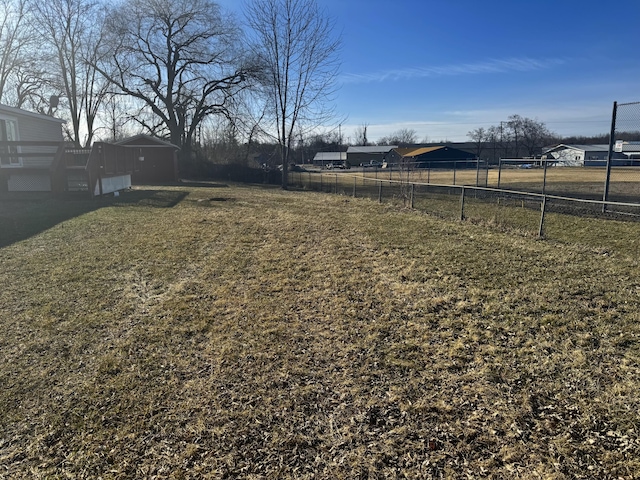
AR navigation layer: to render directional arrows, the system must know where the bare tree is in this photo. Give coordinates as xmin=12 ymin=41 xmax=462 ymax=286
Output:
xmin=34 ymin=0 xmax=110 ymax=146
xmin=467 ymin=127 xmax=488 ymax=159
xmin=379 ymin=128 xmax=417 ymax=146
xmin=100 ymin=91 xmax=139 ymax=142
xmin=0 ymin=0 xmax=39 ymax=106
xmin=486 ymin=125 xmax=501 ymax=163
xmin=501 ymin=115 xmax=554 ymax=158
xmin=245 ymin=0 xmax=340 ymax=189
xmin=97 ymin=0 xmax=254 ymax=167
xmin=505 ymin=115 xmax=524 ymax=158
xmin=353 ymin=123 xmax=369 ymax=146
xmin=519 ymin=117 xmax=554 ymax=157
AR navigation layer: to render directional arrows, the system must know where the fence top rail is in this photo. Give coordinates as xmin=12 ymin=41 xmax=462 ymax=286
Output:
xmin=337 ymin=172 xmax=640 ymax=210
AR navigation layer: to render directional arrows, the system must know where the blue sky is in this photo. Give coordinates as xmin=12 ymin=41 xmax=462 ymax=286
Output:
xmin=223 ymin=0 xmax=640 ymax=143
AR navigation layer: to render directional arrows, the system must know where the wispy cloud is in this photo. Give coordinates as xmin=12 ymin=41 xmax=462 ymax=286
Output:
xmin=341 ymin=57 xmax=566 ymax=84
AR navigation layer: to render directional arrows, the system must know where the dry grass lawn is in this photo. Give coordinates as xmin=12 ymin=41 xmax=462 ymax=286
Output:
xmin=1 ymin=184 xmax=640 ymax=479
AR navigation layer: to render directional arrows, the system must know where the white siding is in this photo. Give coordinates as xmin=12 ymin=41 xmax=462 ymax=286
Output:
xmin=550 ymin=149 xmax=584 ymax=167
xmin=95 ymin=175 xmax=131 ymax=195
xmin=15 ymin=113 xmax=63 ymax=142
xmin=17 ymin=112 xmax=63 ymax=168
xmin=0 ymin=106 xmax=64 ymax=169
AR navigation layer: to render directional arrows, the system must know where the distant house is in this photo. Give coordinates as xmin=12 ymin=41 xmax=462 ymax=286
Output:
xmin=0 ymin=104 xmax=65 ymax=192
xmin=346 ymin=145 xmax=397 ymax=166
xmin=617 ymin=142 xmax=640 ymax=161
xmin=313 ymin=151 xmax=347 ymax=168
xmin=116 ymin=134 xmax=179 ymax=184
xmin=388 ymin=146 xmax=477 ymax=168
xmin=542 ymin=144 xmax=631 ymax=167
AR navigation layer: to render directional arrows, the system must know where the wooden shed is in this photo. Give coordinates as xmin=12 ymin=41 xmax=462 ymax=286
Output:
xmin=115 ymin=134 xmax=179 ymax=184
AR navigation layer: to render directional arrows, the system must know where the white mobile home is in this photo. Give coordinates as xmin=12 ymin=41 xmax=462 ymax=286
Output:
xmin=0 ymin=104 xmax=65 ymax=192
xmin=542 ymin=144 xmax=633 ymax=167
xmin=0 ymin=104 xmax=139 ymax=196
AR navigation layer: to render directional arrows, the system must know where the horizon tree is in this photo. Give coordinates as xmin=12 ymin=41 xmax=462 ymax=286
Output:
xmin=378 ymin=128 xmax=417 ymax=146
xmin=245 ymin=0 xmax=340 ymax=189
xmin=0 ymin=0 xmax=44 ymax=108
xmin=96 ymin=0 xmax=255 ymax=166
xmin=33 ymin=0 xmax=111 ymax=147
xmin=467 ymin=126 xmax=488 ymax=159
xmin=353 ymin=123 xmax=369 ymax=146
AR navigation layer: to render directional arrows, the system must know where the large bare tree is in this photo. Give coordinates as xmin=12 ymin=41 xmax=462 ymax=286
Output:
xmin=469 ymin=117 xmax=554 ymax=162
xmin=245 ymin=0 xmax=340 ymax=188
xmin=98 ymin=0 xmax=253 ymax=167
xmin=519 ymin=116 xmax=554 ymax=157
xmin=0 ymin=0 xmax=40 ymax=107
xmin=33 ymin=0 xmax=110 ymax=146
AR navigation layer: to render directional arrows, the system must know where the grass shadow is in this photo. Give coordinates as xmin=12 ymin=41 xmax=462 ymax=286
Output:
xmin=0 ymin=189 xmax=189 ymax=249
xmin=176 ymin=179 xmax=230 ymax=188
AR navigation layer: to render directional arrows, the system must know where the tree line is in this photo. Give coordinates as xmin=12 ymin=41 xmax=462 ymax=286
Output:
xmin=1 ymin=0 xmax=634 ymax=183
xmin=0 ymin=0 xmax=340 ymax=187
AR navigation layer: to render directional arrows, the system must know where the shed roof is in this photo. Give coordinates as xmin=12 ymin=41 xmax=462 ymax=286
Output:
xmin=395 ymin=146 xmax=445 ymax=157
xmin=115 ymin=134 xmax=180 ymax=149
xmin=313 ymin=152 xmax=347 ymax=161
xmin=543 ymin=144 xmax=610 ymax=153
xmin=347 ymin=145 xmax=397 ymax=154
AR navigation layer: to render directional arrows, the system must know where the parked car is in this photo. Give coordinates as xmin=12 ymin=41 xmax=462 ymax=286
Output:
xmin=360 ymin=160 xmax=382 ymax=168
xmin=276 ymin=163 xmax=306 ymax=172
xmin=327 ymin=161 xmax=350 ymax=169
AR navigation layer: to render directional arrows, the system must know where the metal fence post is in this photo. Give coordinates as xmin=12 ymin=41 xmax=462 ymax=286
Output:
xmin=497 ymin=158 xmax=502 ymax=188
xmin=542 ymin=159 xmax=548 ymax=195
xmin=459 ymin=186 xmax=465 ymax=221
xmin=410 ymin=183 xmax=415 ymax=209
xmin=378 ymin=181 xmax=382 ymax=203
xmin=603 ymin=101 xmax=618 ymax=213
xmin=453 ymin=161 xmax=457 ymax=185
xmin=476 ymin=158 xmax=480 ymax=186
xmin=353 ymin=176 xmax=357 ymax=197
xmin=335 ymin=174 xmax=338 ymax=194
xmin=538 ymin=195 xmax=547 ymax=238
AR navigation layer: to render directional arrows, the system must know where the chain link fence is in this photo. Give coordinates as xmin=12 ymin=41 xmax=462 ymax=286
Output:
xmin=605 ymin=101 xmax=640 ymax=204
xmin=288 ymin=167 xmax=640 ymax=241
xmin=286 ymin=101 xmax=640 ymax=240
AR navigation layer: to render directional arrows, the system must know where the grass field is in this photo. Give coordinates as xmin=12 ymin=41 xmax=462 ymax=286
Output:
xmin=1 ymin=184 xmax=640 ymax=478
xmin=341 ymin=166 xmax=640 ymax=201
